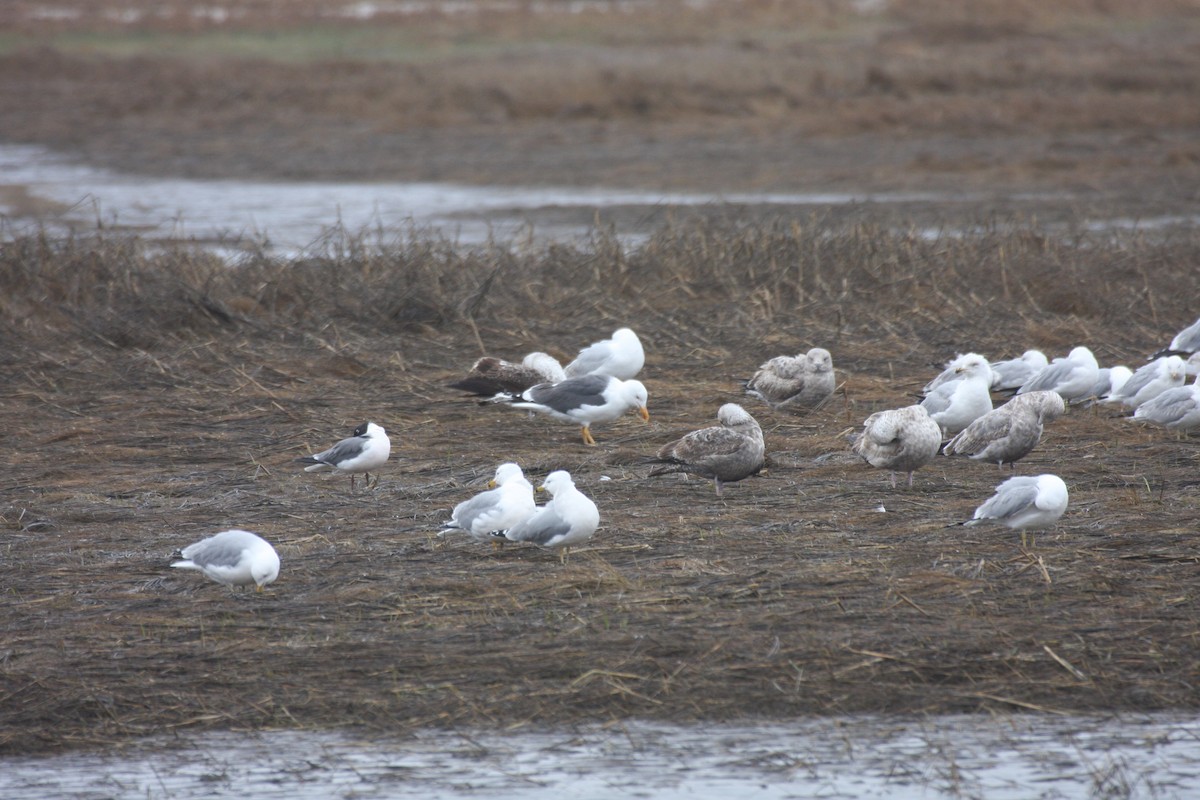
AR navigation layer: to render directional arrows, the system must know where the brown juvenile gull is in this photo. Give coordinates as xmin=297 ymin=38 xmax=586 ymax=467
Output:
xmin=648 ymin=403 xmax=766 ymax=496
xmin=448 ymin=352 xmax=566 ymax=397
xmin=853 ymin=404 xmax=943 ymax=487
xmin=563 ymin=327 xmax=645 ymax=380
xmin=943 ymin=391 xmax=1065 ymax=469
xmin=744 ymin=347 xmax=836 ymax=412
xmin=494 ymin=470 xmax=599 ymax=563
xmin=171 ymin=529 xmax=280 ymax=592
xmin=484 ymin=374 xmax=649 ymax=445
xmin=294 ymin=421 xmax=391 ymax=491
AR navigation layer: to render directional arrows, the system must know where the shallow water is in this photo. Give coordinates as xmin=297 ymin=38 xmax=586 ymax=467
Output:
xmin=3 ymin=714 xmax=1198 ymax=799
xmin=0 ymin=143 xmax=995 ymax=254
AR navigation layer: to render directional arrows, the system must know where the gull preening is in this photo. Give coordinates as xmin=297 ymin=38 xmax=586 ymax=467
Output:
xmin=485 ymin=374 xmax=649 ymax=445
xmin=294 ymin=421 xmax=391 ymax=490
xmin=448 ymin=352 xmax=566 ymax=396
xmin=495 ymin=470 xmax=600 ymax=563
xmin=1017 ymin=346 xmax=1100 ymax=404
xmin=648 ymin=403 xmax=765 ymax=496
xmin=853 ymin=404 xmax=943 ymax=487
xmin=923 ymin=353 xmax=993 ymax=397
xmin=943 ymin=391 xmax=1065 ymax=469
xmin=961 ymin=474 xmax=1069 ymax=547
xmin=744 ymin=347 xmax=836 ymax=412
xmin=920 ymin=354 xmax=993 ymax=435
xmin=438 ymin=463 xmax=537 ymax=543
xmin=564 ymin=327 xmax=645 ymax=380
xmin=171 ymin=529 xmax=280 ymax=591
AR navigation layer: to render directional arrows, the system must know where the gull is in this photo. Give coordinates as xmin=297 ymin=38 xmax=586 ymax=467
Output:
xmin=920 ymin=355 xmax=993 ymax=435
xmin=1132 ymin=376 xmax=1200 ymax=437
xmin=1103 ymin=355 xmax=1186 ymax=411
xmin=923 ymin=353 xmax=992 ymax=396
xmin=448 ymin=352 xmax=566 ymax=396
xmin=1151 ymin=315 xmax=1200 ymax=359
xmin=744 ymin=347 xmax=836 ymax=412
xmin=294 ymin=421 xmax=391 ymax=490
xmin=1016 ymin=346 xmax=1100 ymax=404
xmin=438 ymin=463 xmax=537 ymax=544
xmin=989 ymin=350 xmax=1049 ymax=393
xmin=485 ymin=375 xmax=649 ymax=445
xmin=647 ymin=403 xmax=765 ymax=496
xmin=853 ymin=404 xmax=943 ymax=487
xmin=961 ymin=474 xmax=1069 ymax=547
xmin=1083 ymin=365 xmax=1132 ymax=406
xmin=564 ymin=327 xmax=645 ymax=380
xmin=171 ymin=529 xmax=280 ymax=592
xmin=495 ymin=470 xmax=599 ymax=563
xmin=943 ymin=391 xmax=1064 ymax=469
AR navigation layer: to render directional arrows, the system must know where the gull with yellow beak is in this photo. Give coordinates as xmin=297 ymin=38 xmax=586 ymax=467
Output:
xmin=486 ymin=375 xmax=649 ymax=445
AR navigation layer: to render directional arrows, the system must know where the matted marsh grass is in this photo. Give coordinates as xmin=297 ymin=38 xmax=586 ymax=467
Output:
xmin=2 ymin=218 xmax=1200 ymax=755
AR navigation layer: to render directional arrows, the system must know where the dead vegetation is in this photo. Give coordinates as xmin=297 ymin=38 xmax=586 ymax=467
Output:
xmin=2 ymin=219 xmax=1200 ymax=754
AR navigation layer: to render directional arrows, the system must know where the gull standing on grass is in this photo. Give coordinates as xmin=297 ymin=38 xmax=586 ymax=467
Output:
xmin=564 ymin=327 xmax=645 ymax=380
xmin=495 ymin=470 xmax=599 ymax=563
xmin=171 ymin=529 xmax=280 ymax=592
xmin=853 ymin=404 xmax=943 ymax=488
xmin=484 ymin=374 xmax=649 ymax=445
xmin=920 ymin=355 xmax=993 ymax=435
xmin=438 ymin=463 xmax=537 ymax=544
xmin=960 ymin=474 xmax=1069 ymax=548
xmin=943 ymin=391 xmax=1065 ymax=469
xmin=744 ymin=347 xmax=836 ymax=412
xmin=647 ymin=403 xmax=765 ymax=496
xmin=294 ymin=421 xmax=391 ymax=490
xmin=448 ymin=352 xmax=566 ymax=396
xmin=1017 ymin=346 xmax=1100 ymax=404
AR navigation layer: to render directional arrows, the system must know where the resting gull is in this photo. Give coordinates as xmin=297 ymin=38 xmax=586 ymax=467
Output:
xmin=648 ymin=403 xmax=765 ymax=496
xmin=853 ymin=404 xmax=943 ymax=487
xmin=961 ymin=474 xmax=1069 ymax=547
xmin=1017 ymin=346 xmax=1100 ymax=404
xmin=1082 ymin=365 xmax=1132 ymax=406
xmin=1103 ymin=355 xmax=1186 ymax=411
xmin=923 ymin=353 xmax=992 ymax=396
xmin=1151 ymin=315 xmax=1200 ymax=359
xmin=438 ymin=462 xmax=537 ymax=543
xmin=989 ymin=350 xmax=1049 ymax=393
xmin=744 ymin=347 xmax=836 ymax=412
xmin=171 ymin=529 xmax=280 ymax=591
xmin=495 ymin=470 xmax=600 ymax=563
xmin=920 ymin=355 xmax=993 ymax=435
xmin=1132 ymin=376 xmax=1200 ymax=436
xmin=943 ymin=391 xmax=1064 ymax=468
xmin=448 ymin=352 xmax=566 ymax=397
xmin=485 ymin=374 xmax=649 ymax=445
xmin=294 ymin=421 xmax=391 ymax=490
xmin=564 ymin=327 xmax=645 ymax=380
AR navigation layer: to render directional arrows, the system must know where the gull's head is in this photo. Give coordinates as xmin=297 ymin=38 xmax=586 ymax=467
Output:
xmin=717 ymin=403 xmax=756 ymax=428
xmin=540 ymin=470 xmax=575 ymax=496
xmin=623 ymin=379 xmax=650 ymax=421
xmin=251 ymin=545 xmax=281 ymax=590
xmin=355 ymin=421 xmax=385 ymax=438
xmin=954 ymin=356 xmax=990 ymax=379
xmin=807 ymin=348 xmax=833 ymax=372
xmin=491 ymin=462 xmax=526 ymax=488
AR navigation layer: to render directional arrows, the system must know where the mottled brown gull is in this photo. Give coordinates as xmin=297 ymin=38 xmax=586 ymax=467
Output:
xmin=853 ymin=404 xmax=943 ymax=487
xmin=449 ymin=352 xmax=566 ymax=396
xmin=744 ymin=347 xmax=836 ymax=412
xmin=943 ymin=391 xmax=1064 ymax=468
xmin=648 ymin=403 xmax=765 ymax=496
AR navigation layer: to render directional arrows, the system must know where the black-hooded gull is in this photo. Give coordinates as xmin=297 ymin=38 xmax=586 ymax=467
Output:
xmin=294 ymin=421 xmax=391 ymax=490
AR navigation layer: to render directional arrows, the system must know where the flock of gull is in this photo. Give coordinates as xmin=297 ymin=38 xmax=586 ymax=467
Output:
xmin=170 ymin=314 xmax=1200 ymax=592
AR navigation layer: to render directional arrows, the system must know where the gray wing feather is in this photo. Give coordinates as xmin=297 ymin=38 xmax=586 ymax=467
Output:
xmin=525 ymin=375 xmax=610 ymax=411
xmin=314 ymin=435 xmax=368 ymax=466
xmin=182 ymin=537 xmax=248 ymax=569
xmin=976 ymin=480 xmax=1040 ymax=521
xmin=504 ymin=507 xmax=573 ymax=545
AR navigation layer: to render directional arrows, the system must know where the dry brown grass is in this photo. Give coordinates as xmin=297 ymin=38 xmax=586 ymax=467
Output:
xmin=3 ymin=220 xmax=1200 ymax=754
